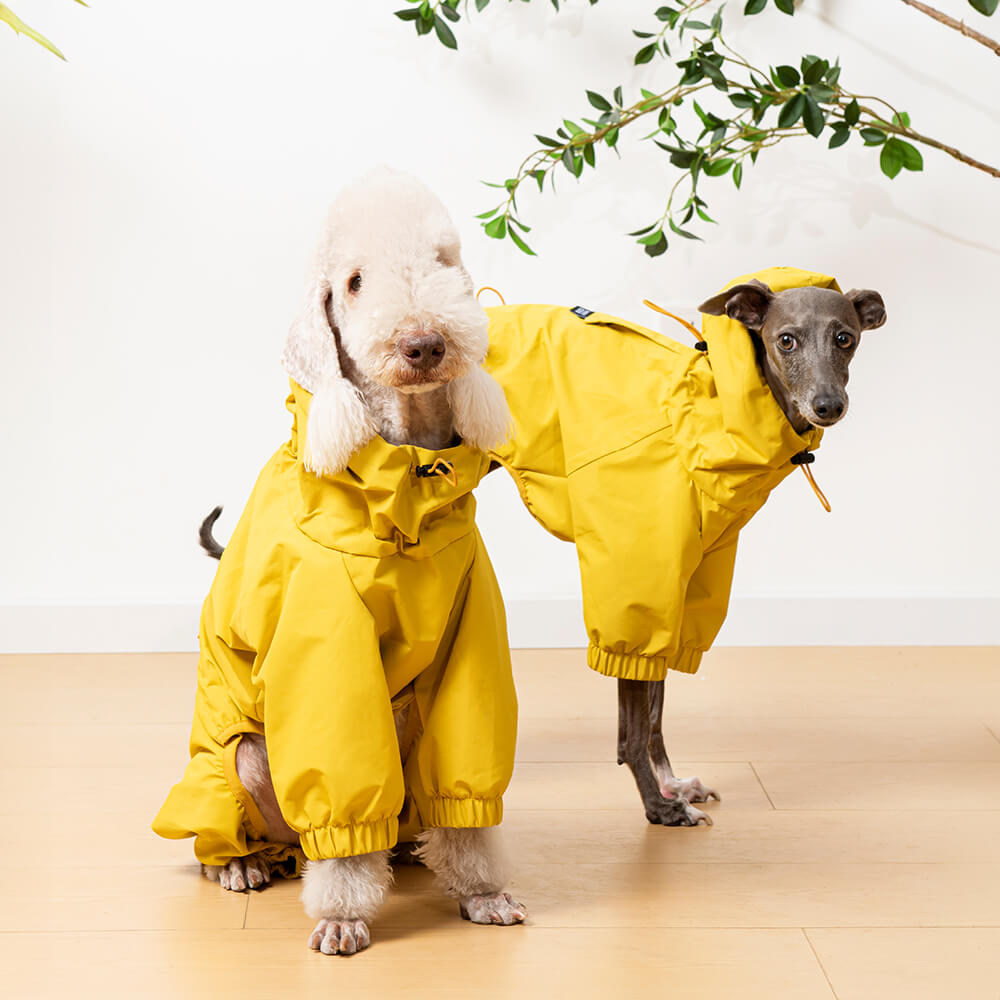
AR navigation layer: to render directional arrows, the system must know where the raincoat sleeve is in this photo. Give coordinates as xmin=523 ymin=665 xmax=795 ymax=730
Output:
xmin=569 ymin=428 xmax=706 ymax=683
xmin=251 ymin=554 xmax=406 ymax=860
xmin=404 ymin=535 xmax=518 ymax=829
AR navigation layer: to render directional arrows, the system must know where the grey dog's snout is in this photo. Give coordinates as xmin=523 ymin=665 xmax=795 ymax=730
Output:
xmin=812 ymin=395 xmax=845 ymax=421
xmin=398 ymin=332 xmax=446 ymax=371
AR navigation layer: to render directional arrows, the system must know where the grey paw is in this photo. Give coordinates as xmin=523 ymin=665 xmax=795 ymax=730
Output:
xmin=645 ymin=797 xmax=713 ymax=827
xmin=459 ymin=891 xmax=527 ymax=925
xmin=308 ymin=917 xmax=371 ymax=956
xmin=660 ymin=776 xmax=721 ymax=804
xmin=203 ymin=856 xmax=272 ymax=892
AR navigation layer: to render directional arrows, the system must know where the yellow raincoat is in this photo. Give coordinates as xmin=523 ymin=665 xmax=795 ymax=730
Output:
xmin=153 ymin=381 xmax=517 ymax=868
xmin=485 ymin=266 xmax=829 ymax=682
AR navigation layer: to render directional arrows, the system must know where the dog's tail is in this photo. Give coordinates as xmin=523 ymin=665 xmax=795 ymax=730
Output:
xmin=199 ymin=505 xmax=225 ymax=560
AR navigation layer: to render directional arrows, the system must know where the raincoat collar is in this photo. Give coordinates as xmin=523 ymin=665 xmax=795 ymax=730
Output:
xmin=285 ymin=380 xmax=490 ymax=556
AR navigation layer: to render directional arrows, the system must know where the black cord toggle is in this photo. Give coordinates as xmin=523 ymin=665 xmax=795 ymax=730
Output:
xmin=790 ymin=451 xmax=815 ymax=466
xmin=694 ymin=340 xmax=708 ymax=352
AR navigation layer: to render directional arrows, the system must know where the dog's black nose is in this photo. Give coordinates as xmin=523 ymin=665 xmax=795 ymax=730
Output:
xmin=812 ymin=396 xmax=845 ymax=421
xmin=398 ymin=332 xmax=446 ymax=371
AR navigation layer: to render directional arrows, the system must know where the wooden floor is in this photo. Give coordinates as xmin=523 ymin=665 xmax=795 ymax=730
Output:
xmin=3 ymin=647 xmax=999 ymax=998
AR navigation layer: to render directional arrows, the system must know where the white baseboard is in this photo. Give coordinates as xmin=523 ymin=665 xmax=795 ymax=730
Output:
xmin=0 ymin=598 xmax=996 ymax=654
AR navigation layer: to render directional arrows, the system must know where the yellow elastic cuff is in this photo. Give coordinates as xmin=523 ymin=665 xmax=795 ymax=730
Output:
xmin=299 ymin=817 xmax=399 ymax=860
xmin=586 ymin=643 xmax=704 ymax=680
xmin=425 ymin=796 xmax=503 ymax=829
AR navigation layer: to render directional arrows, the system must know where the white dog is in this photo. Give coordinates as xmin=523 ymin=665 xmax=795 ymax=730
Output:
xmin=155 ymin=169 xmax=524 ymax=956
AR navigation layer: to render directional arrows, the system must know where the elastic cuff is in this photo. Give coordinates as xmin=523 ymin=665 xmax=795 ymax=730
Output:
xmin=299 ymin=817 xmax=399 ymax=860
xmin=587 ymin=643 xmax=704 ymax=680
xmin=425 ymin=796 xmax=503 ymax=829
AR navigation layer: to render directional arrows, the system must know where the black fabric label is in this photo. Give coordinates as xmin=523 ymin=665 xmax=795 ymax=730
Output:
xmin=570 ymin=305 xmax=594 ymax=319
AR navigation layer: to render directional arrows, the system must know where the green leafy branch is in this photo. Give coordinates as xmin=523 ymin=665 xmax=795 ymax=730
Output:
xmin=395 ymin=0 xmax=1000 ymax=257
xmin=1 ymin=0 xmax=87 ymax=61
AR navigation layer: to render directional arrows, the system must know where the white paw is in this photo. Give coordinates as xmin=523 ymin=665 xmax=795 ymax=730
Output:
xmin=680 ymin=800 xmax=713 ymax=826
xmin=659 ymin=776 xmax=720 ymax=803
xmin=459 ymin=891 xmax=526 ymax=925
xmin=308 ymin=917 xmax=371 ymax=956
xmin=202 ymin=856 xmax=271 ymax=892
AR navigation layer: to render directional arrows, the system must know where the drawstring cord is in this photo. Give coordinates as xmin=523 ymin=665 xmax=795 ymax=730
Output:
xmin=413 ymin=458 xmax=458 ymax=487
xmin=642 ymin=299 xmax=707 ymax=351
xmin=477 ymin=286 xmax=507 ymax=306
xmin=791 ymin=452 xmax=832 ymax=513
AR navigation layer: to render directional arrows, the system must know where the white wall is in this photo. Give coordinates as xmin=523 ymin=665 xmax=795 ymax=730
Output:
xmin=1 ymin=0 xmax=998 ymax=651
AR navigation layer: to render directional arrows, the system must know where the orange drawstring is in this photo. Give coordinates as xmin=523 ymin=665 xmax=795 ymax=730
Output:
xmin=424 ymin=459 xmax=457 ymax=487
xmin=800 ymin=464 xmax=832 ymax=513
xmin=477 ymin=286 xmax=507 ymax=306
xmin=642 ymin=299 xmax=703 ymax=341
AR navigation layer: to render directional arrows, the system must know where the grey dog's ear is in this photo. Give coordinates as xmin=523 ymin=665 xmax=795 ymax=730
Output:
xmin=698 ymin=279 xmax=774 ymax=331
xmin=281 ymin=277 xmax=376 ymax=477
xmin=845 ymin=289 xmax=887 ymax=331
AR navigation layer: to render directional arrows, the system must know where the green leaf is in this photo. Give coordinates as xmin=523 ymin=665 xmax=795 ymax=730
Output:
xmin=508 ymin=228 xmax=537 ymax=256
xmin=439 ymin=4 xmax=460 ymax=21
xmin=860 ymin=127 xmax=887 ymax=146
xmin=802 ymin=95 xmax=825 ymax=137
xmin=844 ymin=98 xmax=861 ymax=126
xmin=777 ymin=93 xmax=806 ymax=129
xmin=628 ymin=223 xmax=658 ymax=237
xmin=395 ymin=8 xmax=421 ymax=20
xmin=433 ymin=15 xmax=457 ymax=48
xmin=669 ymin=218 xmax=702 ymax=241
xmin=893 ymin=138 xmax=924 ymax=171
xmin=635 ymin=43 xmax=657 ymax=64
xmin=774 ymin=64 xmax=800 ymax=87
xmin=0 ymin=4 xmax=67 ymax=59
xmin=729 ymin=92 xmax=755 ymax=109
xmin=476 ymin=0 xmax=490 ymax=9
xmin=605 ymin=126 xmax=620 ymax=148
xmin=802 ymin=57 xmax=828 ymax=85
xmin=638 ymin=229 xmax=665 ymax=245
xmin=774 ymin=0 xmax=795 ymax=12
xmin=643 ymin=232 xmax=669 ymax=258
xmin=583 ymin=142 xmax=596 ymax=167
xmin=484 ymin=216 xmax=507 ymax=239
xmin=733 ymin=162 xmax=743 ymax=188
xmin=880 ymin=140 xmax=903 ymax=179
xmin=892 ymin=110 xmax=911 ymax=127
xmin=535 ymin=134 xmax=562 ymax=148
xmin=613 ymin=85 xmax=624 ymax=106
xmin=968 ymin=0 xmax=998 ymax=14
xmin=562 ymin=119 xmax=584 ymax=137
xmin=744 ymin=0 xmax=767 ymax=13
xmin=703 ymin=157 xmax=734 ymax=177
xmin=586 ymin=90 xmax=612 ymax=111
xmin=828 ymin=125 xmax=850 ymax=149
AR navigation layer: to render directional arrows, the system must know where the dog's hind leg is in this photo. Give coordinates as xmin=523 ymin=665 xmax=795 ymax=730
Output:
xmin=618 ymin=679 xmax=711 ymax=826
xmin=647 ymin=679 xmax=720 ymax=804
xmin=416 ymin=827 xmax=526 ymax=926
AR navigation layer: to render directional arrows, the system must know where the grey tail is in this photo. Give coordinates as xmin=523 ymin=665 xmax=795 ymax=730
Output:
xmin=199 ymin=505 xmax=225 ymax=560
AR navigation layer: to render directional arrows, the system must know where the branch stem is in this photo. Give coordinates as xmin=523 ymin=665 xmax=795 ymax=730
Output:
xmin=897 ymin=0 xmax=1000 ymax=56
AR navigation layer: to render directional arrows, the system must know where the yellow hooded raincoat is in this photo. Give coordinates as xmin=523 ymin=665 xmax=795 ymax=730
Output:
xmin=484 ymin=266 xmax=829 ymax=683
xmin=153 ymin=382 xmax=517 ymax=869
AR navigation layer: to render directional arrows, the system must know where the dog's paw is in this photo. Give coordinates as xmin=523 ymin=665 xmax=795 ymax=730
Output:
xmin=659 ymin=776 xmax=720 ymax=803
xmin=645 ymin=797 xmax=713 ymax=827
xmin=202 ymin=855 xmax=272 ymax=892
xmin=459 ymin=891 xmax=526 ymax=925
xmin=308 ymin=918 xmax=371 ymax=956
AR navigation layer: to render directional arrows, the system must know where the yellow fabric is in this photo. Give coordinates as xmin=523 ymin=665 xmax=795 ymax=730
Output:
xmin=485 ymin=266 xmax=831 ymax=682
xmin=153 ymin=381 xmax=517 ymax=866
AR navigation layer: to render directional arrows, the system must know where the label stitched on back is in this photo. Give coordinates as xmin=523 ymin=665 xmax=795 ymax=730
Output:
xmin=570 ymin=305 xmax=594 ymax=319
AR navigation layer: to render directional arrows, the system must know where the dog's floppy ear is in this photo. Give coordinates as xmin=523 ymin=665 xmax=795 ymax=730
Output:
xmin=845 ymin=289 xmax=887 ymax=331
xmin=281 ymin=277 xmax=376 ymax=477
xmin=698 ymin=279 xmax=774 ymax=331
xmin=448 ymin=366 xmax=512 ymax=454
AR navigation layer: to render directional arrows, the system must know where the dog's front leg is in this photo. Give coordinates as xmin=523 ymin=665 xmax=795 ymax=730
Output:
xmin=416 ymin=827 xmax=526 ymax=925
xmin=618 ymin=679 xmax=710 ymax=826
xmin=647 ymin=679 xmax=720 ymax=804
xmin=300 ymin=851 xmax=392 ymax=956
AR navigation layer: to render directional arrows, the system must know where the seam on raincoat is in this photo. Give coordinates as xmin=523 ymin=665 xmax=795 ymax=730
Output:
xmin=565 ymin=422 xmax=673 ymax=478
xmin=485 ymin=451 xmax=573 ymax=541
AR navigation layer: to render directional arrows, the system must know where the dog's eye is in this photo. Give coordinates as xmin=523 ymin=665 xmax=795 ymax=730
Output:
xmin=777 ymin=333 xmax=797 ymax=352
xmin=348 ymin=273 xmax=362 ymax=295
xmin=835 ymin=331 xmax=855 ymax=350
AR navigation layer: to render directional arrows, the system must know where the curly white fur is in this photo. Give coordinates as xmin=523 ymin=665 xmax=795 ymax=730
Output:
xmin=281 ymin=168 xmax=509 ymax=474
xmin=300 ymin=852 xmax=394 ymax=925
xmin=414 ymin=827 xmax=507 ymax=897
